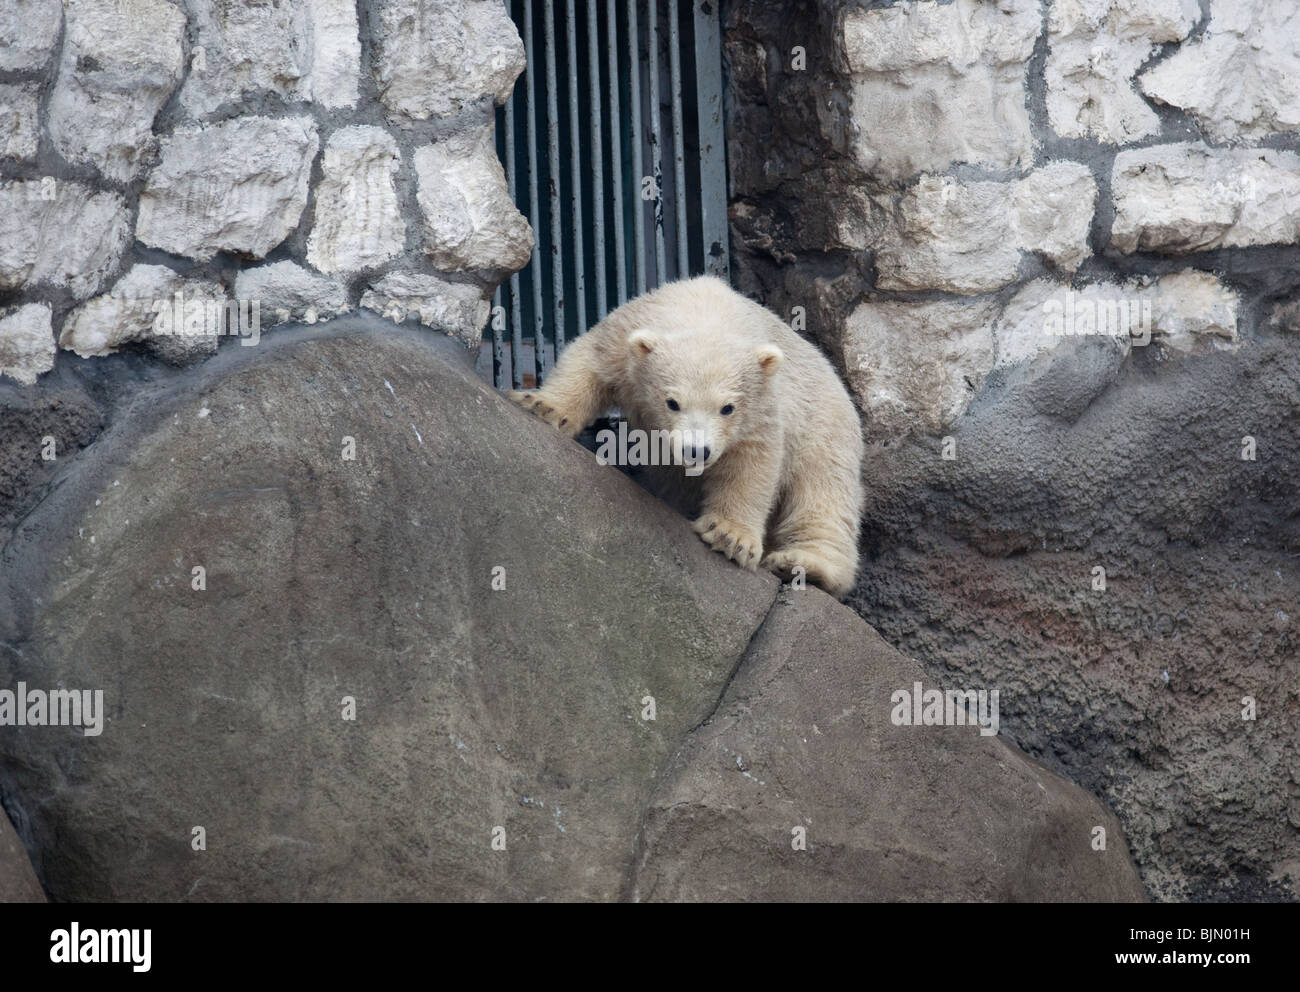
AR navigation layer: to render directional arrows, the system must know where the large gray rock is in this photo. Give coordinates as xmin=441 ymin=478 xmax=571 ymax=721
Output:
xmin=634 ymin=593 xmax=1145 ymax=902
xmin=850 ymin=332 xmax=1300 ymax=902
xmin=0 ymin=318 xmax=1146 ymax=901
xmin=0 ymin=320 xmax=776 ymax=901
xmin=0 ymin=810 xmax=43 ymax=902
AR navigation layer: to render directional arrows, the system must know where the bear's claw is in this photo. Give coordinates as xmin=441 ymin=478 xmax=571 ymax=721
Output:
xmin=692 ymin=513 xmax=763 ymax=570
xmin=507 ymin=390 xmax=579 ymax=436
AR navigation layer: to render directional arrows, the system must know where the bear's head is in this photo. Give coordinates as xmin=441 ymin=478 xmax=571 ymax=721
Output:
xmin=625 ymin=327 xmax=782 ymax=473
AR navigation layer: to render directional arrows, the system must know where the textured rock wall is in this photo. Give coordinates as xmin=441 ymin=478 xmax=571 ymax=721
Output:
xmin=0 ymin=0 xmax=533 ymax=387
xmin=0 ymin=317 xmax=1146 ymax=902
xmin=725 ymin=0 xmax=1300 ymax=900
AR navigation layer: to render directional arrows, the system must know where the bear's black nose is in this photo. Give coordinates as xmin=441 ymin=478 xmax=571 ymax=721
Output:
xmin=685 ymin=443 xmax=711 ymax=463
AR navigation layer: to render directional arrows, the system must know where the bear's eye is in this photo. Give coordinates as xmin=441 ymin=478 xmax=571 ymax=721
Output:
xmin=720 ymin=404 xmax=735 ymax=416
xmin=666 ymin=398 xmax=680 ymax=411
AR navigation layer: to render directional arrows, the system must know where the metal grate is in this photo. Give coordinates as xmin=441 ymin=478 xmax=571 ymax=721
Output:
xmin=483 ymin=0 xmax=729 ymax=389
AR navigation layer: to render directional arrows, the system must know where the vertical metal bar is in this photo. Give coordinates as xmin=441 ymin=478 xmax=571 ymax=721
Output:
xmin=627 ymin=0 xmax=646 ymax=296
xmin=491 ymin=284 xmax=504 ymax=387
xmin=566 ymin=0 xmax=586 ymax=338
xmin=587 ymin=0 xmax=606 ymax=319
xmin=648 ymin=0 xmax=666 ymax=287
xmin=668 ymin=0 xmax=688 ymax=281
xmin=607 ymin=1 xmax=627 ymax=306
xmin=693 ymin=0 xmax=729 ymax=279
xmin=524 ymin=0 xmax=547 ymax=383
xmin=505 ymin=56 xmax=525 ymax=389
xmin=545 ymin=2 xmax=564 ymax=352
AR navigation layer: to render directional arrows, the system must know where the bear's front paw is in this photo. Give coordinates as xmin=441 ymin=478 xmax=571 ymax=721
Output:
xmin=506 ymin=390 xmax=581 ymax=437
xmin=692 ymin=513 xmax=763 ymax=570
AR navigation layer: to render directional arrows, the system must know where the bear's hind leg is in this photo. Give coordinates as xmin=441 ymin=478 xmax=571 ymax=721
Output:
xmin=762 ymin=546 xmax=855 ymax=599
xmin=761 ymin=460 xmax=861 ymax=598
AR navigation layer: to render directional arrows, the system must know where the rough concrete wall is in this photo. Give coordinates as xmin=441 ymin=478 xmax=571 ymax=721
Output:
xmin=0 ymin=316 xmax=1146 ymax=902
xmin=0 ymin=0 xmax=533 ymax=387
xmin=725 ymin=0 xmax=1299 ymax=901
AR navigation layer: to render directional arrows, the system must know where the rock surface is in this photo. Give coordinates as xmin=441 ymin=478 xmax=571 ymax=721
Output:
xmin=0 ymin=377 xmax=106 ymax=536
xmin=234 ymin=261 xmax=349 ymax=328
xmin=0 ymin=319 xmax=1146 ymax=902
xmin=875 ymin=163 xmax=1097 ymax=293
xmin=179 ymin=0 xmax=361 ymax=117
xmin=0 ymin=181 xmax=130 ymax=300
xmin=842 ymin=0 xmax=1040 ymax=180
xmin=414 ymin=128 xmax=534 ymax=273
xmin=994 ymin=271 xmax=1240 ymax=369
xmin=0 ymin=304 xmax=55 ymax=386
xmin=47 ymin=0 xmax=187 ymax=183
xmin=1141 ymin=0 xmax=1300 ymax=142
xmin=850 ymin=333 xmax=1300 ymax=902
xmin=843 ymin=297 xmax=1000 ymax=440
xmin=1111 ymin=143 xmax=1300 ymax=254
xmin=1045 ymin=0 xmax=1198 ymax=144
xmin=372 ymin=0 xmax=526 ymax=122
xmin=0 ymin=809 xmax=43 ymax=902
xmin=0 ymin=83 xmax=39 ymax=162
xmin=59 ymin=265 xmax=227 ymax=362
xmin=635 ymin=593 xmax=1145 ymax=902
xmin=307 ymin=0 xmax=364 ymax=109
xmin=0 ymin=0 xmax=61 ymax=72
xmin=359 ymin=272 xmax=489 ymax=346
xmin=136 ymin=117 xmax=320 ymax=262
xmin=307 ymin=126 xmax=407 ymax=274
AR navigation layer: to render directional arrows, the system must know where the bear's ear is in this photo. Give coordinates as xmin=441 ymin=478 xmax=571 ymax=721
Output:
xmin=756 ymin=344 xmax=783 ymax=377
xmin=628 ymin=329 xmax=658 ymax=358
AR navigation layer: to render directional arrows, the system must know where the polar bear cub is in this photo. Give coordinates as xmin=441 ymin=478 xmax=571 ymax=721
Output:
xmin=508 ymin=276 xmax=864 ymax=598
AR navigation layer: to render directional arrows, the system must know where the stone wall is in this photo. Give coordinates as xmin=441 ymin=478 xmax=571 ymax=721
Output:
xmin=726 ymin=0 xmax=1300 ymax=433
xmin=725 ymin=0 xmax=1300 ymax=900
xmin=0 ymin=0 xmax=533 ymax=385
